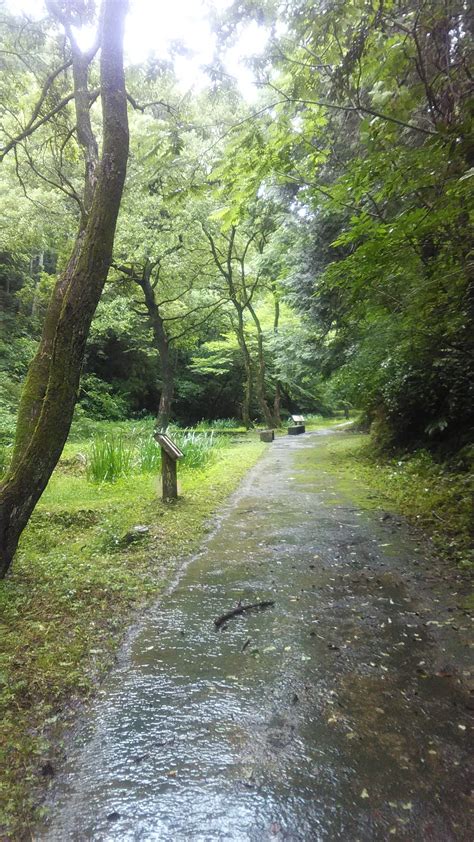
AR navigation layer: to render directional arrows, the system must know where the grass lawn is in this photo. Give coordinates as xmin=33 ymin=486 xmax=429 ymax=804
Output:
xmin=0 ymin=424 xmax=265 ymax=837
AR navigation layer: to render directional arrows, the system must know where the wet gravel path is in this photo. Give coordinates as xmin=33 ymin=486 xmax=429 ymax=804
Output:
xmin=41 ymin=430 xmax=473 ymax=841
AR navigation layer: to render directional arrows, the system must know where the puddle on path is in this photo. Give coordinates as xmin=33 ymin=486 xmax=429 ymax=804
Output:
xmin=40 ymin=431 xmax=472 ymax=841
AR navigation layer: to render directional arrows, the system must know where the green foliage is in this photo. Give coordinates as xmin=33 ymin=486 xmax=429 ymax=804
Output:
xmin=208 ymin=0 xmax=473 ymax=449
xmin=0 ymin=443 xmax=11 ymax=477
xmin=0 ymin=390 xmax=17 ymax=447
xmin=194 ymin=417 xmax=241 ymax=430
xmin=135 ymin=435 xmax=162 ymax=473
xmin=86 ymin=436 xmax=135 ymax=483
xmin=0 ymin=315 xmax=38 ymax=444
xmin=326 ymin=435 xmax=474 ymax=569
xmin=85 ymin=422 xmax=226 ymax=482
xmin=1 ymin=0 xmax=472 ymax=827
xmin=78 ymin=375 xmax=129 ymax=422
xmin=1 ymin=0 xmax=472 ymax=450
xmin=175 ymin=429 xmax=225 ymax=469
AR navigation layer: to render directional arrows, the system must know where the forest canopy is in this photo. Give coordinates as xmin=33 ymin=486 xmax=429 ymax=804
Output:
xmin=1 ymin=0 xmax=473 ymax=450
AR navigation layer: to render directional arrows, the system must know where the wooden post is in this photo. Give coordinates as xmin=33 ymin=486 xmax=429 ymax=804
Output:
xmin=153 ymin=433 xmax=184 ymax=502
xmin=161 ymin=448 xmax=178 ymax=500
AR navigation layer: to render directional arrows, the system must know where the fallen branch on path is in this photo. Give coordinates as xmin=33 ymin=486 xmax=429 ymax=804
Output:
xmin=214 ymin=601 xmax=275 ymax=629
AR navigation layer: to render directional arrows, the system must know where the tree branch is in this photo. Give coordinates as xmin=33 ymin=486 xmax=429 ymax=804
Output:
xmin=266 ymin=81 xmax=438 ymax=136
xmin=169 ymin=298 xmax=228 ymax=343
xmin=126 ymin=92 xmax=177 ymax=115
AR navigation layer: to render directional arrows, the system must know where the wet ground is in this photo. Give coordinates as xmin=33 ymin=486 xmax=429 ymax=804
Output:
xmin=40 ymin=429 xmax=473 ymax=841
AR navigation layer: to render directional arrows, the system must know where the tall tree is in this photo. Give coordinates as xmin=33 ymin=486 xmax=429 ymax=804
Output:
xmin=205 ymin=222 xmax=279 ymax=428
xmin=113 ymin=241 xmax=227 ymax=431
xmin=0 ymin=0 xmax=129 ymax=577
xmin=215 ymin=0 xmax=474 ymax=445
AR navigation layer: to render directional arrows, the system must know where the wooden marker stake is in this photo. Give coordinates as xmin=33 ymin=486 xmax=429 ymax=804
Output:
xmin=161 ymin=448 xmax=178 ymax=500
xmin=153 ymin=433 xmax=184 ymax=501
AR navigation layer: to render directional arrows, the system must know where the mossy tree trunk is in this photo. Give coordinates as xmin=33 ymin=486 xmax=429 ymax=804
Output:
xmin=0 ymin=0 xmax=129 ymax=578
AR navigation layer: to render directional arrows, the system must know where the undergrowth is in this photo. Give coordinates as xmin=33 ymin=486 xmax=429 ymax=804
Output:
xmin=193 ymin=417 xmax=241 ymax=430
xmin=86 ymin=435 xmax=135 ymax=482
xmin=326 ymin=434 xmax=473 ymax=569
xmin=86 ymin=429 xmax=226 ymax=482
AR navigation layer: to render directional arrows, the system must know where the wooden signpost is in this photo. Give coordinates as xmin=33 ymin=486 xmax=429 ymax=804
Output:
xmin=153 ymin=432 xmax=184 ymax=501
xmin=288 ymin=414 xmax=305 ymax=435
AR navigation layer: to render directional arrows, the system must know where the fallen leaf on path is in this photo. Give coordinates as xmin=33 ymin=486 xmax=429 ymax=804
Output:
xmin=40 ymin=762 xmax=55 ymax=778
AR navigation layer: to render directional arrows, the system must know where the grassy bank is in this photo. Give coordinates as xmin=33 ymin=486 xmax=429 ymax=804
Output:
xmin=323 ymin=432 xmax=473 ymax=570
xmin=0 ymin=424 xmax=265 ymax=837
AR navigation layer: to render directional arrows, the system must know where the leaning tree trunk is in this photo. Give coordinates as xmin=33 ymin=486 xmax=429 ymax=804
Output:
xmin=0 ymin=0 xmax=129 ymax=578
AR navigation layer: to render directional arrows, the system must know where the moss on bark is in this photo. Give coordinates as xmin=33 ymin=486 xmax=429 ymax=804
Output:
xmin=0 ymin=0 xmax=130 ymax=577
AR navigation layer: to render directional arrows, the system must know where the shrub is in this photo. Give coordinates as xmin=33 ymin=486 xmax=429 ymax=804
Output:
xmin=194 ymin=418 xmax=241 ymax=430
xmin=78 ymin=374 xmax=129 ymax=421
xmin=0 ymin=444 xmax=11 ymax=477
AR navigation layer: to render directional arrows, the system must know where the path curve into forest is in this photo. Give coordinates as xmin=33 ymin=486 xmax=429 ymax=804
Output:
xmin=40 ymin=428 xmax=472 ymax=841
